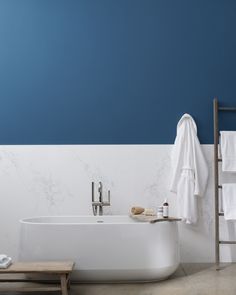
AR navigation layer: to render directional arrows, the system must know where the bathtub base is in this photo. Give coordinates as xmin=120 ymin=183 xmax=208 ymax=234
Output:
xmin=26 ymin=264 xmax=179 ymax=283
xmin=70 ymin=264 xmax=179 ymax=282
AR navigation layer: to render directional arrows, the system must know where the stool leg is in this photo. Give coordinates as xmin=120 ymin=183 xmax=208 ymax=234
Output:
xmin=66 ymin=274 xmax=71 ymax=290
xmin=60 ymin=274 xmax=68 ymax=295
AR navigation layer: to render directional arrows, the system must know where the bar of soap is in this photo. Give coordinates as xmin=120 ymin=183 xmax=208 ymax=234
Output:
xmin=143 ymin=208 xmax=155 ymax=216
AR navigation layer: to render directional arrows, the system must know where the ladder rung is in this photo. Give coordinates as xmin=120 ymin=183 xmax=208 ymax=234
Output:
xmin=219 ymin=107 xmax=236 ymax=111
xmin=219 ymin=241 xmax=236 ymax=244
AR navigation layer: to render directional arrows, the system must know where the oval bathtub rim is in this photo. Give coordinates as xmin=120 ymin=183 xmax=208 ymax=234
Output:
xmin=19 ymin=215 xmax=179 ymax=226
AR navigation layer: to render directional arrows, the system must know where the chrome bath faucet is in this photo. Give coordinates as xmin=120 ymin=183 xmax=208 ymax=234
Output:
xmin=92 ymin=182 xmax=111 ymax=216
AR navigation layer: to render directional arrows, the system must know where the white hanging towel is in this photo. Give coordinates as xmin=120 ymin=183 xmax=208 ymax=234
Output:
xmin=0 ymin=256 xmax=12 ymax=269
xmin=170 ymin=114 xmax=208 ymax=224
xmin=222 ymin=183 xmax=236 ymax=220
xmin=0 ymin=255 xmax=7 ymax=264
xmin=220 ymin=131 xmax=236 ymax=172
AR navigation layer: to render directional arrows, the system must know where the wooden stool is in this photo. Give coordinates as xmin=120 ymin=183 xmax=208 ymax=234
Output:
xmin=0 ymin=261 xmax=74 ymax=295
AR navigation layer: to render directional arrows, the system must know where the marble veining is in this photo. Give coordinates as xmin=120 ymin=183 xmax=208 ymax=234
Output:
xmin=0 ymin=144 xmax=235 ymax=262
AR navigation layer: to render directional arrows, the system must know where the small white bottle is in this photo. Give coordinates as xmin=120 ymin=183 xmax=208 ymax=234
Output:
xmin=163 ymin=199 xmax=169 ymax=218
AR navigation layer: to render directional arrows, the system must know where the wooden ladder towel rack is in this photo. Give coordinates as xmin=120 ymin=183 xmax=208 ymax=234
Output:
xmin=213 ymin=98 xmax=236 ymax=269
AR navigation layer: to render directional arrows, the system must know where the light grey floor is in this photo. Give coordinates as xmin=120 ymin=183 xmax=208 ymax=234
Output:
xmin=1 ymin=263 xmax=236 ymax=295
xmin=71 ymin=263 xmax=236 ymax=295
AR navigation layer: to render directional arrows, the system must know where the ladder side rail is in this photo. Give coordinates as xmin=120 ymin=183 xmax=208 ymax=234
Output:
xmin=213 ymin=98 xmax=220 ymax=269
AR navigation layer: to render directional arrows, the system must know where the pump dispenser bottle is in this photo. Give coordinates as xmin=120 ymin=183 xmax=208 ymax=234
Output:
xmin=163 ymin=199 xmax=169 ymax=218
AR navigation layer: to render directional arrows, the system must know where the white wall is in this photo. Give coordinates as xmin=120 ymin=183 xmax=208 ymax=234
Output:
xmin=0 ymin=144 xmax=235 ymax=262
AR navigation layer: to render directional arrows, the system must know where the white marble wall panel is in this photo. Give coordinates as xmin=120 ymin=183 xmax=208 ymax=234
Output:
xmin=0 ymin=144 xmax=234 ymax=262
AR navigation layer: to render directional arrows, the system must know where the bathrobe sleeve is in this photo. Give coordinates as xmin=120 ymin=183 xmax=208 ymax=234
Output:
xmin=169 ymin=124 xmax=186 ymax=193
xmin=192 ymin=135 xmax=208 ymax=197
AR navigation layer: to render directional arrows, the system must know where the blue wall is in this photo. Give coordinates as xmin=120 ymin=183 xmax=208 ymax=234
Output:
xmin=0 ymin=0 xmax=236 ymax=144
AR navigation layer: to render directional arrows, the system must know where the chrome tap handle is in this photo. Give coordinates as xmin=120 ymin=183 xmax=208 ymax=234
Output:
xmin=98 ymin=181 xmax=103 ymax=192
xmin=98 ymin=181 xmax=103 ymax=202
xmin=103 ymin=190 xmax=111 ymax=206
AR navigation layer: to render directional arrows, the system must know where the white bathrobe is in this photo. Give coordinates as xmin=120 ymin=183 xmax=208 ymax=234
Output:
xmin=170 ymin=114 xmax=208 ymax=224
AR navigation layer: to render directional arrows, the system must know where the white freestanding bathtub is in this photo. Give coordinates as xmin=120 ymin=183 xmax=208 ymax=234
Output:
xmin=19 ymin=215 xmax=179 ymax=282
